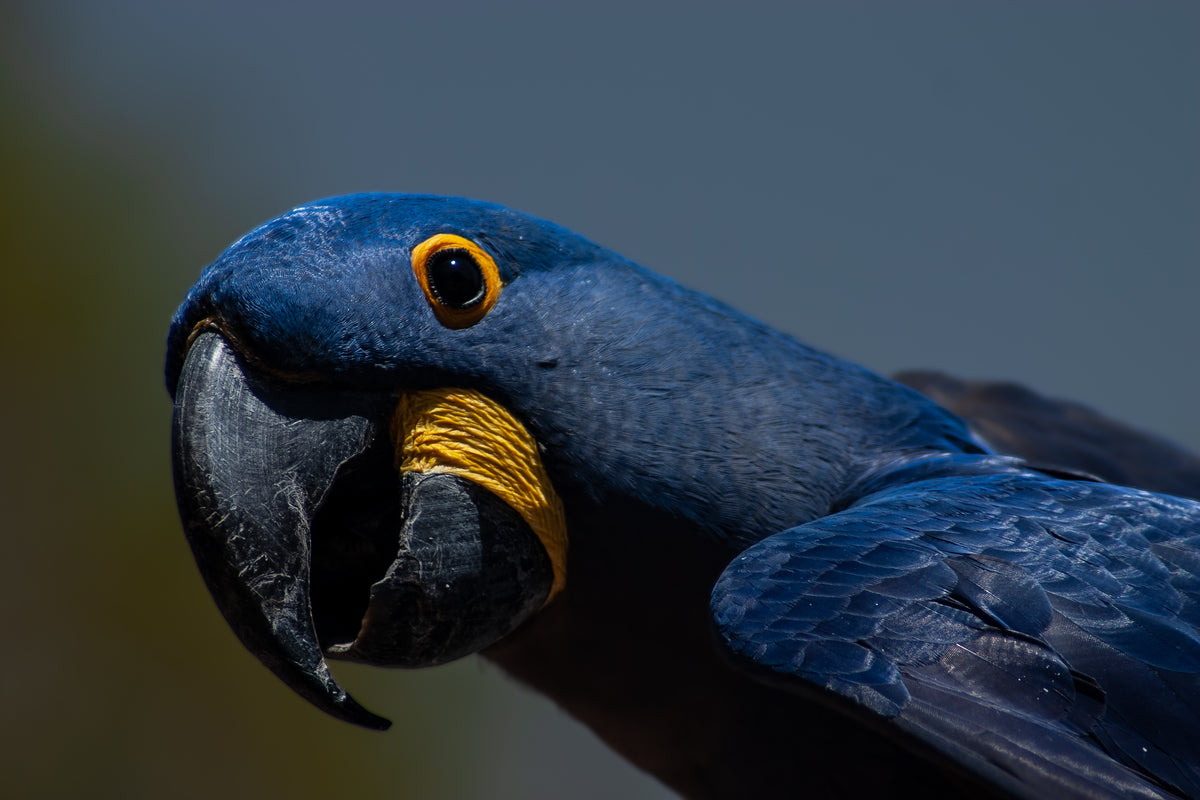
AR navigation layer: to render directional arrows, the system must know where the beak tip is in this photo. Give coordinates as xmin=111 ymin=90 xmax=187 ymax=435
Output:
xmin=339 ymin=699 xmax=392 ymax=731
xmin=287 ymin=658 xmax=393 ymax=731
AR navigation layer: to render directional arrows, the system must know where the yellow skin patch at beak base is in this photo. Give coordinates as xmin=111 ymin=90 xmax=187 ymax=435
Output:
xmin=392 ymin=389 xmax=568 ymax=600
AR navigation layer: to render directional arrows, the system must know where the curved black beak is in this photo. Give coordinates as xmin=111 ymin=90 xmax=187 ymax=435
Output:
xmin=170 ymin=331 xmax=557 ymax=730
xmin=171 ymin=331 xmax=393 ymax=730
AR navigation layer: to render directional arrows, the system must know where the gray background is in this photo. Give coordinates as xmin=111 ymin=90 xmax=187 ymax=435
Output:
xmin=3 ymin=2 xmax=1196 ymax=799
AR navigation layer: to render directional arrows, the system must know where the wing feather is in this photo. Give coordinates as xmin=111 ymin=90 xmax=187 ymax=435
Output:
xmin=712 ymin=473 xmax=1200 ymax=799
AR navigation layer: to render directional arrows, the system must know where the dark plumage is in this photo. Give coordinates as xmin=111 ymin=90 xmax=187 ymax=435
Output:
xmin=167 ymin=194 xmax=1200 ymax=799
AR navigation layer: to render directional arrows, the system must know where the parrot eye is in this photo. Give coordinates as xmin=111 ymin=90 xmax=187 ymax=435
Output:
xmin=411 ymin=233 xmax=503 ymax=329
xmin=426 ymin=249 xmax=485 ymax=309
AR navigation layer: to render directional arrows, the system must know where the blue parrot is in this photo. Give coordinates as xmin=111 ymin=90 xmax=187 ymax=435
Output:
xmin=167 ymin=194 xmax=1200 ymax=800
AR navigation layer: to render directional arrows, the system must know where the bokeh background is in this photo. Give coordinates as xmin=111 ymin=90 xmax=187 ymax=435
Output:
xmin=3 ymin=2 xmax=1197 ymax=798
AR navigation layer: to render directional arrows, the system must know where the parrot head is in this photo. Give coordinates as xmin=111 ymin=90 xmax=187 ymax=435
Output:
xmin=167 ymin=194 xmax=614 ymax=729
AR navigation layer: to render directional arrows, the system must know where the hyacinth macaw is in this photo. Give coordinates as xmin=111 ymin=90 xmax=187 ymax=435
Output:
xmin=166 ymin=194 xmax=1200 ymax=800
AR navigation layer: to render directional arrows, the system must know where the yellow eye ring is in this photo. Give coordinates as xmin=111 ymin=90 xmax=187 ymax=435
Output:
xmin=411 ymin=234 xmax=502 ymax=329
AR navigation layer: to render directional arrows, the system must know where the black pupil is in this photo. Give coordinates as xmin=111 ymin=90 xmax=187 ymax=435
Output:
xmin=427 ymin=248 xmax=486 ymax=309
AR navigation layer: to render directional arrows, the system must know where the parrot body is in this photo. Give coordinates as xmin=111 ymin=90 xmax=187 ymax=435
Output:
xmin=167 ymin=194 xmax=1200 ymax=799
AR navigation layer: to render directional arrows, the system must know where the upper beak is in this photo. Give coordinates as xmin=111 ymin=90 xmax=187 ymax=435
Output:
xmin=170 ymin=331 xmax=393 ymax=730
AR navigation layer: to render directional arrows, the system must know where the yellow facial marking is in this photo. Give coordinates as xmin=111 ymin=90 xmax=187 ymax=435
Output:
xmin=410 ymin=233 xmax=502 ymax=329
xmin=392 ymin=388 xmax=567 ymax=599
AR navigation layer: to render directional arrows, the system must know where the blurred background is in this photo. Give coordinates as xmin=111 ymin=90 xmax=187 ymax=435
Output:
xmin=2 ymin=2 xmax=1196 ymax=798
